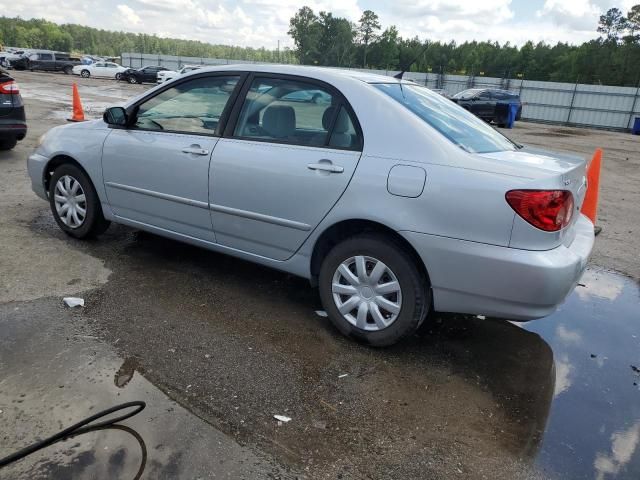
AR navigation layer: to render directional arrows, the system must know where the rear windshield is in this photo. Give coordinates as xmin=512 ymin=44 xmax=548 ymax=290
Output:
xmin=374 ymin=83 xmax=516 ymax=154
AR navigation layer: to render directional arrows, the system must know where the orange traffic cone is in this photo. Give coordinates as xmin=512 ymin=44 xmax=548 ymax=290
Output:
xmin=581 ymin=148 xmax=602 ymax=228
xmin=68 ymin=83 xmax=85 ymax=122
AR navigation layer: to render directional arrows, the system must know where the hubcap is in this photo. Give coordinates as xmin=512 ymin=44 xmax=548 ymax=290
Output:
xmin=54 ymin=175 xmax=87 ymax=229
xmin=331 ymin=256 xmax=402 ymax=331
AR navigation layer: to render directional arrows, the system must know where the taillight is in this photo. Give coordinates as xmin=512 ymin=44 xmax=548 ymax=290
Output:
xmin=506 ymin=190 xmax=574 ymax=232
xmin=0 ymin=80 xmax=19 ymax=94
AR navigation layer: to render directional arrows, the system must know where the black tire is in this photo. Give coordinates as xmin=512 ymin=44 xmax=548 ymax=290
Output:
xmin=318 ymin=233 xmax=430 ymax=347
xmin=49 ymin=164 xmax=110 ymax=239
xmin=115 ymin=73 xmax=122 ymax=80
xmin=63 ymin=66 xmax=73 ymax=75
xmin=81 ymin=69 xmax=90 ymax=78
xmin=0 ymin=137 xmax=17 ymax=150
xmin=128 ymin=76 xmax=138 ymax=84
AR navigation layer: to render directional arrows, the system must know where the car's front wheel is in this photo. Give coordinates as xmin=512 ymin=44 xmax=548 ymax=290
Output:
xmin=49 ymin=164 xmax=110 ymax=239
xmin=319 ymin=233 xmax=430 ymax=346
xmin=80 ymin=69 xmax=90 ymax=78
xmin=128 ymin=76 xmax=138 ymax=84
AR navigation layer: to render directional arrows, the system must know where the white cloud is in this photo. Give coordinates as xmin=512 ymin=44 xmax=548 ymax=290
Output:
xmin=554 ymin=354 xmax=574 ymax=397
xmin=117 ymin=4 xmax=141 ymax=25
xmin=7 ymin=0 xmax=614 ymax=50
xmin=594 ymin=422 xmax=640 ymax=480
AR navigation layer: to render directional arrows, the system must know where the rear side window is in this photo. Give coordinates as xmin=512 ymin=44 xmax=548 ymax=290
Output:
xmin=375 ymin=83 xmax=516 ymax=154
xmin=233 ymin=77 xmax=361 ymax=150
xmin=39 ymin=53 xmax=53 ymax=61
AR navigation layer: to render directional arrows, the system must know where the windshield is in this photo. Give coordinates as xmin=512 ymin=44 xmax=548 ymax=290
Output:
xmin=374 ymin=83 xmax=516 ymax=154
xmin=452 ymin=89 xmax=484 ymax=100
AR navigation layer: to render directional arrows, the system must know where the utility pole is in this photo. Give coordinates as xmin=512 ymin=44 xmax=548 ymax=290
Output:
xmin=277 ymin=40 xmax=280 ymax=64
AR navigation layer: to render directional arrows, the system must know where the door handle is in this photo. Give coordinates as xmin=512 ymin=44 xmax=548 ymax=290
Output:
xmin=182 ymin=146 xmax=209 ymax=156
xmin=307 ymin=162 xmax=344 ymax=173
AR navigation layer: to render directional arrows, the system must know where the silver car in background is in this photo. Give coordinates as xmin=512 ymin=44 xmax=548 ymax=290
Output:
xmin=27 ymin=65 xmax=594 ymax=346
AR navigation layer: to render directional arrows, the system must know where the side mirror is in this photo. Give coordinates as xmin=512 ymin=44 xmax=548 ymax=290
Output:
xmin=103 ymin=106 xmax=128 ymax=127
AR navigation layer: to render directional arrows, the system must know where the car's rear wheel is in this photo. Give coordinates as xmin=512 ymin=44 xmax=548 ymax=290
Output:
xmin=81 ymin=69 xmax=90 ymax=78
xmin=128 ymin=76 xmax=138 ymax=84
xmin=319 ymin=233 xmax=430 ymax=346
xmin=115 ymin=73 xmax=122 ymax=80
xmin=0 ymin=137 xmax=17 ymax=150
xmin=49 ymin=164 xmax=110 ymax=239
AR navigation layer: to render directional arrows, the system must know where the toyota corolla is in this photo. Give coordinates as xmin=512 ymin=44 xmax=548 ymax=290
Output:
xmin=27 ymin=65 xmax=594 ymax=346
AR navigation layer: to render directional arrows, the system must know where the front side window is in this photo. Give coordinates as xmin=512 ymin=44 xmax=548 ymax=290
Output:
xmin=39 ymin=53 xmax=53 ymax=61
xmin=233 ymin=77 xmax=359 ymax=149
xmin=134 ymin=75 xmax=239 ymax=135
xmin=375 ymin=83 xmax=516 ymax=154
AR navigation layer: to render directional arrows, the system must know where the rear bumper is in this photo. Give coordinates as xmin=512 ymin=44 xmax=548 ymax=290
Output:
xmin=0 ymin=116 xmax=27 ymax=140
xmin=401 ymin=214 xmax=595 ymax=320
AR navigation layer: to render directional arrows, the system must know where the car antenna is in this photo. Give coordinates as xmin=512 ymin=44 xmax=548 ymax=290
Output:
xmin=394 ymin=42 xmax=429 ymax=80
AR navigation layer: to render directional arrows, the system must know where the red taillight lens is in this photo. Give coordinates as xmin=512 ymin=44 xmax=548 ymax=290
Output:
xmin=506 ymin=190 xmax=574 ymax=232
xmin=0 ymin=80 xmax=19 ymax=94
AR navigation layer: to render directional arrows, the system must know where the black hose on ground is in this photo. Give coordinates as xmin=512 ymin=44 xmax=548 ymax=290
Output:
xmin=0 ymin=401 xmax=146 ymax=468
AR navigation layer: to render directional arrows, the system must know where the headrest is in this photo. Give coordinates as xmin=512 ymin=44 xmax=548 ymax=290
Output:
xmin=262 ymin=105 xmax=295 ymax=138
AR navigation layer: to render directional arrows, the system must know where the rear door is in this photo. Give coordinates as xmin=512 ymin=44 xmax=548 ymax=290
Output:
xmin=209 ymin=74 xmax=363 ymax=261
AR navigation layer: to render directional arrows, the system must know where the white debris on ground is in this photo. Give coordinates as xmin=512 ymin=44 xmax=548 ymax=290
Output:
xmin=315 ymin=310 xmax=328 ymax=317
xmin=476 ymin=315 xmax=486 ymax=320
xmin=338 ymin=374 xmax=349 ymax=378
xmin=63 ymin=297 xmax=84 ymax=308
xmin=273 ymin=415 xmax=291 ymax=423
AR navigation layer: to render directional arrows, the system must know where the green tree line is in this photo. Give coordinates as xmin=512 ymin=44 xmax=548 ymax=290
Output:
xmin=0 ymin=16 xmax=296 ymax=64
xmin=288 ymin=5 xmax=640 ymax=86
xmin=2 ymin=5 xmax=640 ymax=86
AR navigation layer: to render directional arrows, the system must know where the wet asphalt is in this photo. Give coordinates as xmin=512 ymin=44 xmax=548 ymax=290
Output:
xmin=0 ymin=71 xmax=639 ymax=479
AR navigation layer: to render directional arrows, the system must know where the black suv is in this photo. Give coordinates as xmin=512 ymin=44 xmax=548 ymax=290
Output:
xmin=120 ymin=65 xmax=169 ymax=84
xmin=0 ymin=68 xmax=27 ymax=150
xmin=451 ymin=88 xmax=522 ymax=125
xmin=11 ymin=51 xmax=80 ymax=74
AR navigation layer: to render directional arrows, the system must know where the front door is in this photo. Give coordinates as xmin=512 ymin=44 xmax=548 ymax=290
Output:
xmin=101 ymin=73 xmax=242 ymax=241
xmin=210 ymin=75 xmax=363 ymax=261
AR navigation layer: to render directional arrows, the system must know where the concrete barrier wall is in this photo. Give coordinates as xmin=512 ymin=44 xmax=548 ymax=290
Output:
xmin=122 ymin=52 xmax=640 ymax=131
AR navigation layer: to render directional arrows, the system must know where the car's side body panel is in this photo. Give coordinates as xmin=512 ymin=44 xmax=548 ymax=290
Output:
xmin=27 ymin=64 xmax=593 ymax=323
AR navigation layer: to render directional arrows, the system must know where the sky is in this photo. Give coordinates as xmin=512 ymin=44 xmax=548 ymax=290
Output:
xmin=6 ymin=0 xmax=640 ymax=49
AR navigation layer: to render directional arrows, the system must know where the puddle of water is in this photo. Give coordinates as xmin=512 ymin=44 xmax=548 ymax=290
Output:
xmin=0 ymin=298 xmax=293 ymax=479
xmin=521 ymin=268 xmax=640 ymax=479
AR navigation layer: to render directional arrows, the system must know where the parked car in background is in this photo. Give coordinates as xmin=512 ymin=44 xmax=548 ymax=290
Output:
xmin=73 ymin=62 xmax=127 ymax=80
xmin=28 ymin=65 xmax=593 ymax=346
xmin=0 ymin=68 xmax=26 ymax=150
xmin=451 ymin=88 xmax=522 ymax=125
xmin=10 ymin=50 xmax=81 ymax=74
xmin=428 ymin=88 xmax=450 ymax=98
xmin=0 ymin=50 xmax=27 ymax=68
xmin=120 ymin=65 xmax=169 ymax=84
xmin=157 ymin=65 xmax=203 ymax=84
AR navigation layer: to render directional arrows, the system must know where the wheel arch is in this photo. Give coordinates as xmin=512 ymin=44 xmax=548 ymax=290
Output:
xmin=309 ymin=219 xmax=431 ymax=288
xmin=43 ymin=155 xmax=92 ymax=194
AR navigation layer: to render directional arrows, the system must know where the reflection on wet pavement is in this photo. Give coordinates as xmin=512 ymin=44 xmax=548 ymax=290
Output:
xmin=0 ymin=299 xmax=295 ymax=479
xmin=522 ymin=268 xmax=640 ymax=479
xmin=3 ymin=217 xmax=640 ymax=478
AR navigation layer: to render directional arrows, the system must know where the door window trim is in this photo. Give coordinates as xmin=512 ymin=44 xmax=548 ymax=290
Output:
xmin=223 ymin=72 xmax=363 ymax=152
xmin=116 ymin=71 xmax=249 ymax=138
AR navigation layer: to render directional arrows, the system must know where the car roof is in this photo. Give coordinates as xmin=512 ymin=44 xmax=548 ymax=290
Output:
xmin=189 ymin=64 xmax=403 ymax=85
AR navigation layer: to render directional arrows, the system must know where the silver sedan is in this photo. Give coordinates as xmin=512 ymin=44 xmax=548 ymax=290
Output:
xmin=28 ymin=65 xmax=594 ymax=346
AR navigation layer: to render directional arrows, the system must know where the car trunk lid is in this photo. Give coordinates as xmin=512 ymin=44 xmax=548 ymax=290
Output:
xmin=478 ymin=147 xmax=589 ymax=250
